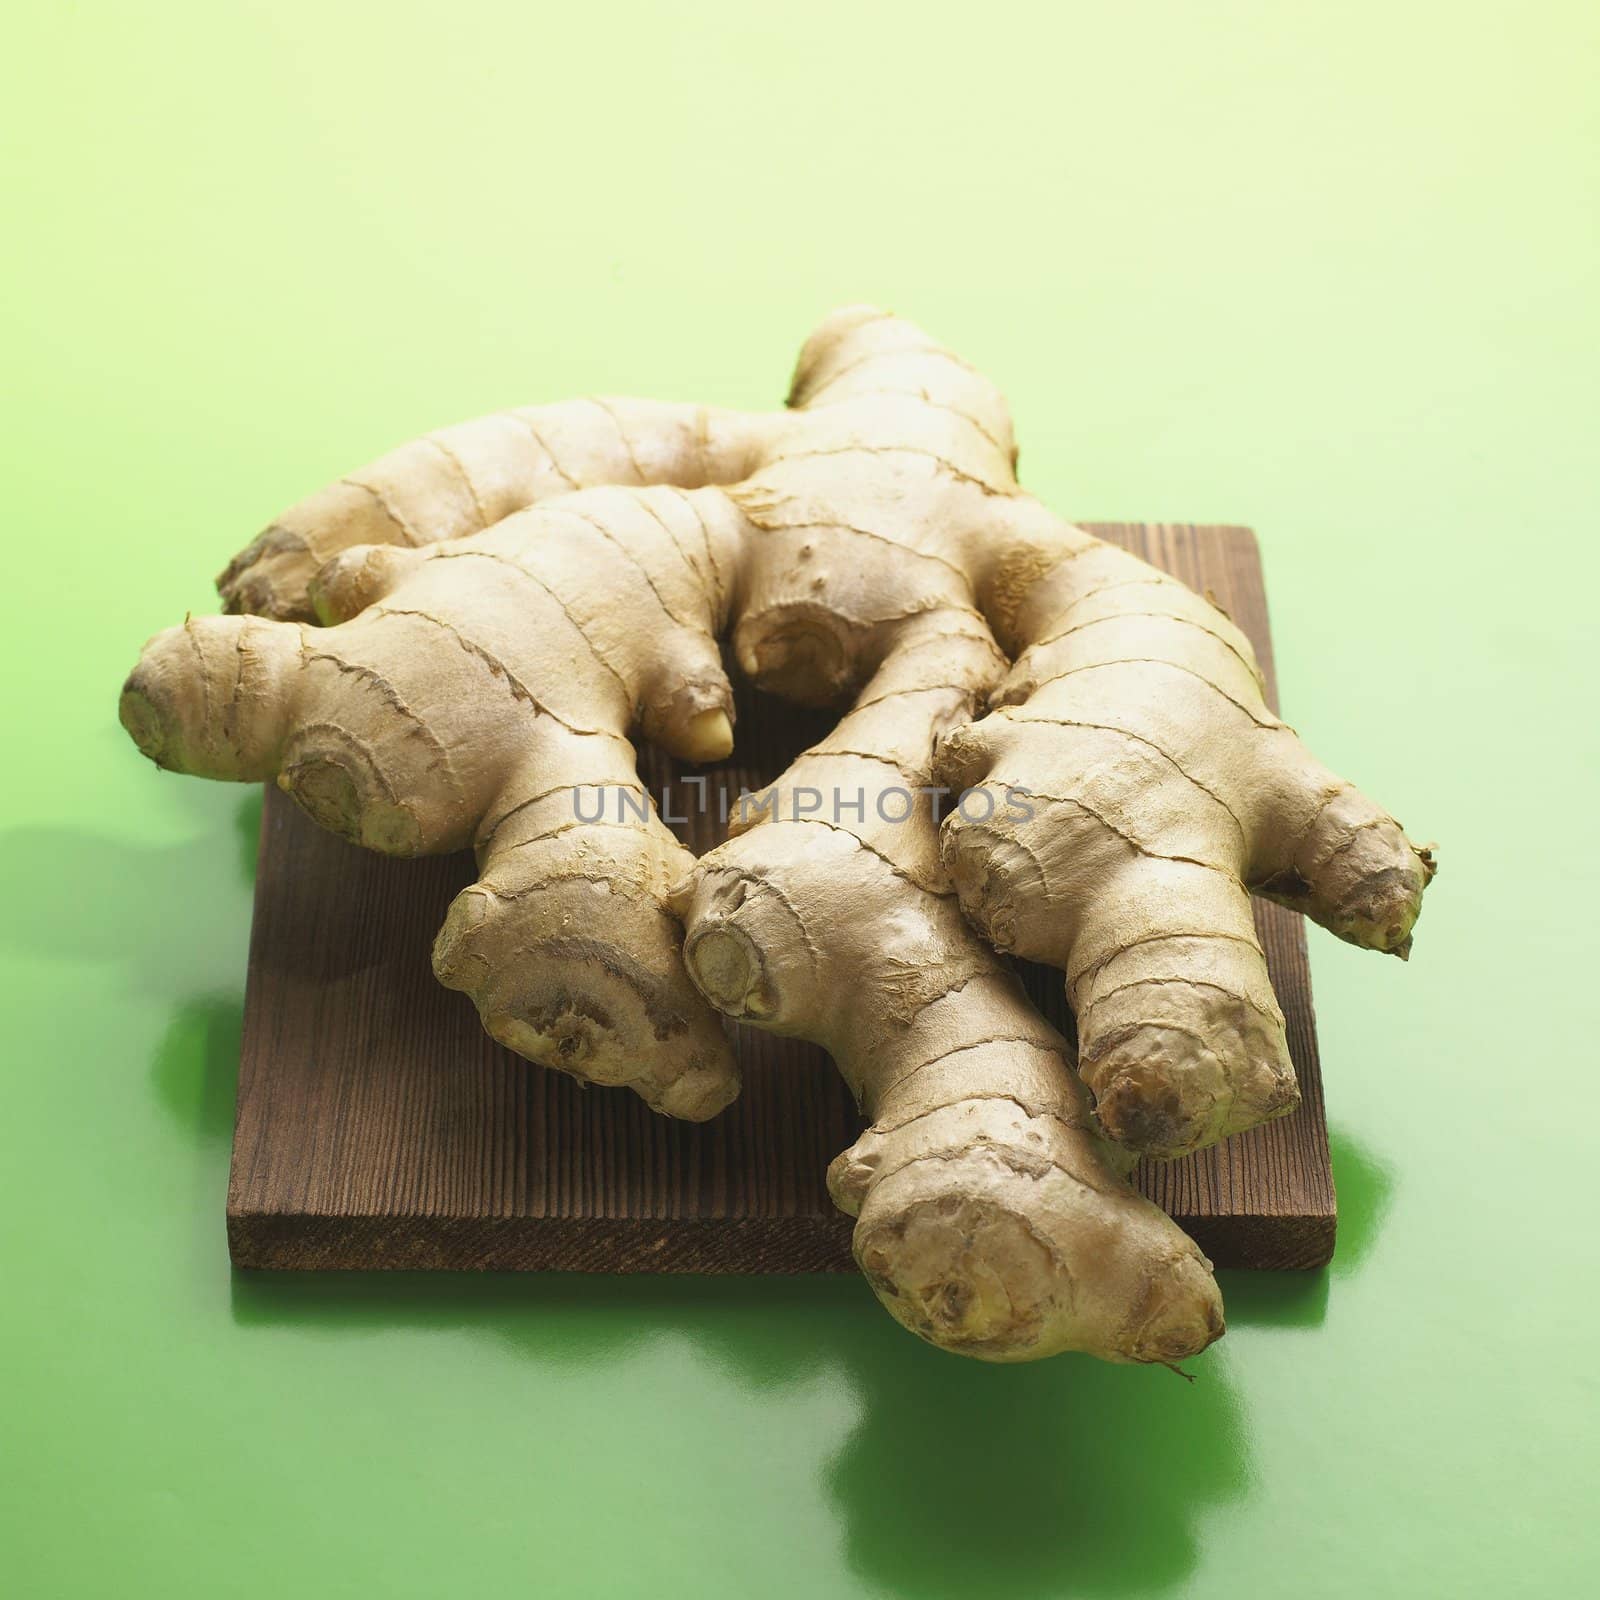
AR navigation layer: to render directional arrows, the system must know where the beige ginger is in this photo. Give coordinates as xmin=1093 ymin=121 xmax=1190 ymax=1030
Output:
xmin=673 ymin=619 xmax=1224 ymax=1361
xmin=120 ymin=307 xmax=1433 ymax=1361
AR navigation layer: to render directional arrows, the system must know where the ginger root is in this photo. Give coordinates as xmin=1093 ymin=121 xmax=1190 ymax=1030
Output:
xmin=124 ymin=486 xmax=755 ymax=1120
xmin=673 ymin=618 xmax=1224 ymax=1363
xmin=120 ymin=306 xmax=1432 ymax=1362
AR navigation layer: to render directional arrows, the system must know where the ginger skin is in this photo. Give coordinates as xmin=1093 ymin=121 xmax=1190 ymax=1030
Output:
xmin=124 ymin=486 xmax=755 ymax=1120
xmin=672 ymin=620 xmax=1224 ymax=1363
xmin=120 ymin=306 xmax=1432 ymax=1361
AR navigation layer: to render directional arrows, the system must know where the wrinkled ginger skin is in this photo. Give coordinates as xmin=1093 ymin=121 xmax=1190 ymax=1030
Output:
xmin=673 ymin=626 xmax=1225 ymax=1364
xmin=937 ymin=497 xmax=1435 ymax=1156
xmin=121 ymin=304 xmax=1433 ymax=1362
xmin=122 ymin=485 xmax=754 ymax=1121
xmin=761 ymin=309 xmax=1432 ymax=1161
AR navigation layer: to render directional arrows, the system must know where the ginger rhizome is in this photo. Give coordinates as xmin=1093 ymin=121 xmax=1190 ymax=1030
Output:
xmin=126 ymin=485 xmax=756 ymax=1121
xmin=120 ymin=306 xmax=1433 ymax=1363
xmin=673 ymin=620 xmax=1223 ymax=1362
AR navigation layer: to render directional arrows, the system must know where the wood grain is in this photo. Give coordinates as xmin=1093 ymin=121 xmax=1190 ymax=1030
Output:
xmin=227 ymin=523 xmax=1336 ymax=1274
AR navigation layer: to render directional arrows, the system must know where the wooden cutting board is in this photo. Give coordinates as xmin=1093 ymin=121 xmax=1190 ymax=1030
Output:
xmin=227 ymin=523 xmax=1336 ymax=1274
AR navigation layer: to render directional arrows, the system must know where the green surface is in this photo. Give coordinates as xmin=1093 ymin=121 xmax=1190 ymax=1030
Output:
xmin=2 ymin=2 xmax=1595 ymax=1595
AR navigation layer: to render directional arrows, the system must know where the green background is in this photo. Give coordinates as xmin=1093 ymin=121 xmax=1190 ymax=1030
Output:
xmin=3 ymin=2 xmax=1595 ymax=1594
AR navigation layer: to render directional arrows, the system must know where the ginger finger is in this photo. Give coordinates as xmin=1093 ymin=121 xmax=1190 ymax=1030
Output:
xmin=220 ymin=400 xmax=775 ymax=620
xmin=936 ymin=502 xmax=1432 ymax=1156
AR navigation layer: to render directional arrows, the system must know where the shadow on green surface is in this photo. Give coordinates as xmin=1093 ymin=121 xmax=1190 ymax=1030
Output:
xmin=218 ymin=1130 xmax=1401 ymax=1599
xmin=1326 ymin=1125 xmax=1395 ymax=1277
xmin=233 ymin=787 xmax=265 ymax=882
xmin=0 ymin=785 xmax=262 ymax=994
xmin=1210 ymin=1125 xmax=1394 ymax=1328
xmin=128 ymin=779 xmax=1401 ymax=1599
xmin=1213 ymin=1262 xmax=1330 ymax=1328
xmin=231 ymin=1266 xmax=1255 ymax=1598
xmin=150 ymin=994 xmax=243 ymax=1144
xmin=822 ymin=1332 xmax=1246 ymax=1599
